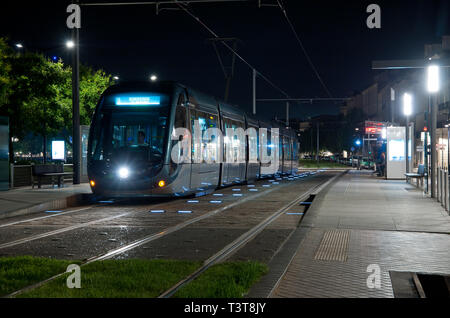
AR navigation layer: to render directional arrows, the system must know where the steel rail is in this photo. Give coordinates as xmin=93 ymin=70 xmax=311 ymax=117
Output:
xmin=0 ymin=213 xmax=130 ymax=250
xmin=0 ymin=205 xmax=107 ymax=229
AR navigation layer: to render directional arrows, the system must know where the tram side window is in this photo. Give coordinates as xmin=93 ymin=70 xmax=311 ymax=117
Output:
xmin=195 ymin=111 xmax=219 ymax=163
xmin=174 ymin=95 xmax=187 ymax=129
xmin=292 ymin=140 xmax=298 ymax=160
xmin=224 ymin=120 xmax=235 ymax=162
xmin=279 ymin=137 xmax=283 ymax=160
xmin=283 ymin=136 xmax=290 ymax=160
xmin=172 ymin=94 xmax=187 ymax=162
xmin=247 ymin=125 xmax=259 ymax=162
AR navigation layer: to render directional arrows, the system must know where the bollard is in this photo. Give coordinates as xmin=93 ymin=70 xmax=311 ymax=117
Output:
xmin=445 ymin=170 xmax=448 ymax=211
xmin=442 ymin=169 xmax=445 ymax=207
xmin=439 ymin=169 xmax=444 ymax=206
xmin=437 ymin=169 xmax=440 ymax=202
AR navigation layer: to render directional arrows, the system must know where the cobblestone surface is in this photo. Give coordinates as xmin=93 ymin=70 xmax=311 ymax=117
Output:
xmin=273 ymin=228 xmax=450 ymax=298
xmin=269 ymin=170 xmax=450 ymax=298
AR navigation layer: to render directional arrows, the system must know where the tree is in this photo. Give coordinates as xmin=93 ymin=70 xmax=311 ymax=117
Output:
xmin=0 ymin=38 xmax=13 ymax=107
xmin=3 ymin=52 xmax=68 ymax=162
xmin=0 ymin=38 xmax=113 ymax=163
xmin=56 ymin=64 xmax=112 ymax=151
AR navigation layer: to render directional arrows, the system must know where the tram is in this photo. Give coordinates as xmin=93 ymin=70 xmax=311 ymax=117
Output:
xmin=87 ymin=81 xmax=298 ymax=197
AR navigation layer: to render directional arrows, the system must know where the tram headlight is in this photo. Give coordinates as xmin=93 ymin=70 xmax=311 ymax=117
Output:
xmin=118 ymin=167 xmax=129 ymax=179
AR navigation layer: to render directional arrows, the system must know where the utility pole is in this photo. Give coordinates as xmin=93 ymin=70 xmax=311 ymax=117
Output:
xmin=406 ymin=115 xmax=409 ymax=173
xmin=316 ymin=122 xmax=319 ymax=166
xmin=286 ymin=102 xmax=289 ymax=126
xmin=252 ymin=69 xmax=256 ymax=115
xmin=207 ymin=37 xmax=240 ymax=102
xmin=72 ymin=25 xmax=80 ymax=184
xmin=431 ymin=94 xmax=437 ymax=197
xmin=390 ymin=88 xmax=395 ymax=123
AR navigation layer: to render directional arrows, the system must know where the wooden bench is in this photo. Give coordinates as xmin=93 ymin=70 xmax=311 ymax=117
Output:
xmin=32 ymin=164 xmax=73 ymax=189
xmin=405 ymin=164 xmax=426 ymax=188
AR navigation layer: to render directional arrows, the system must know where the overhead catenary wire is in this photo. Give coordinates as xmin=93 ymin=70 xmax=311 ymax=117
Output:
xmin=276 ymin=0 xmax=333 ymax=98
xmin=175 ymin=1 xmax=292 ymax=99
xmin=79 ymin=0 xmax=298 ymax=109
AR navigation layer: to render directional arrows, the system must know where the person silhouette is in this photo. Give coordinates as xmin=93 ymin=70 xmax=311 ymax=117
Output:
xmin=137 ymin=131 xmax=148 ymax=146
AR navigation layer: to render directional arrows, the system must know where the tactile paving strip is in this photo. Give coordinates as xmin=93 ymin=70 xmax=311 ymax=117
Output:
xmin=314 ymin=229 xmax=350 ymax=262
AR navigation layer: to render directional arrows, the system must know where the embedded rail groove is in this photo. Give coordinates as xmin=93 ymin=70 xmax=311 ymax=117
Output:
xmin=0 ymin=204 xmax=108 ymax=228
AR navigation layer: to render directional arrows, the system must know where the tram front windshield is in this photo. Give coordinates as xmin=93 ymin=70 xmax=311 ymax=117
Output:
xmin=90 ymin=107 xmax=169 ymax=164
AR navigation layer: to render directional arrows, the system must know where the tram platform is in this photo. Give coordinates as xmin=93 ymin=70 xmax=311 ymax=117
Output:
xmin=249 ymin=170 xmax=450 ymax=298
xmin=0 ymin=183 xmax=92 ymax=220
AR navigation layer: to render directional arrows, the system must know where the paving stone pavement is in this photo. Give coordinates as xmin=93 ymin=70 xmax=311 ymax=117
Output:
xmin=270 ymin=170 xmax=450 ymax=298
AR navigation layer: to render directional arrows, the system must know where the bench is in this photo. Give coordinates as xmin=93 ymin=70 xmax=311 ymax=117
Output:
xmin=405 ymin=164 xmax=426 ymax=188
xmin=32 ymin=164 xmax=73 ymax=189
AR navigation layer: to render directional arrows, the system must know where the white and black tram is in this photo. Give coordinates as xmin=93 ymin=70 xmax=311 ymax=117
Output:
xmin=87 ymin=81 xmax=298 ymax=197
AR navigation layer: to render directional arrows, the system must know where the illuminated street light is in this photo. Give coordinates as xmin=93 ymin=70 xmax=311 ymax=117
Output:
xmin=113 ymin=76 xmax=119 ymax=80
xmin=150 ymin=74 xmax=157 ymax=81
xmin=427 ymin=65 xmax=440 ymax=197
xmin=15 ymin=43 xmax=23 ymax=48
xmin=427 ymin=65 xmax=439 ymax=93
xmin=403 ymin=93 xmax=412 ymax=116
xmin=66 ymin=40 xmax=75 ymax=49
xmin=403 ymin=93 xmax=413 ymax=173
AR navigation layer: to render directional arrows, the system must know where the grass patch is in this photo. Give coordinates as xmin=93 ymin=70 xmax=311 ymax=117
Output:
xmin=299 ymin=159 xmax=348 ymax=168
xmin=0 ymin=256 xmax=78 ymax=297
xmin=173 ymin=261 xmax=268 ymax=298
xmin=18 ymin=258 xmax=201 ymax=298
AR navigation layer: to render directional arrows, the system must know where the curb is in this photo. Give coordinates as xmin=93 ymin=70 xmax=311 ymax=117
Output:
xmin=0 ymin=193 xmax=93 ymax=220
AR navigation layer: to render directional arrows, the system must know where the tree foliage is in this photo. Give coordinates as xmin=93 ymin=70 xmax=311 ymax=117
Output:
xmin=0 ymin=38 xmax=112 ymax=161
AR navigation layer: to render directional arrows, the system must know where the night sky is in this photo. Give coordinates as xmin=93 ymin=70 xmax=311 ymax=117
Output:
xmin=1 ymin=0 xmax=449 ymax=120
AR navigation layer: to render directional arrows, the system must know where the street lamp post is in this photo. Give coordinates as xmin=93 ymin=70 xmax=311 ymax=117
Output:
xmin=71 ymin=30 xmax=80 ymax=184
xmin=403 ymin=93 xmax=412 ymax=174
xmin=427 ymin=64 xmax=440 ymax=198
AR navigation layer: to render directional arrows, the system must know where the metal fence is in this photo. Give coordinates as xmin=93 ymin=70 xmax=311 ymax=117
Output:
xmin=436 ymin=167 xmax=449 ymax=214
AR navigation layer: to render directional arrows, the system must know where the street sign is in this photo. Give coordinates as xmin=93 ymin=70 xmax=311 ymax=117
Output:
xmin=416 ymin=146 xmax=424 ymax=152
xmin=365 ymin=120 xmax=386 ymax=135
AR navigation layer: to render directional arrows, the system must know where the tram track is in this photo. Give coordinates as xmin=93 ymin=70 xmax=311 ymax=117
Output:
xmin=3 ymin=172 xmax=322 ymax=298
xmin=0 ymin=204 xmax=107 ymax=228
xmin=0 ymin=175 xmax=301 ymax=251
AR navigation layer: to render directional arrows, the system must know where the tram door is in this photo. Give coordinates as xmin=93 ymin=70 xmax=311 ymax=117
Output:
xmin=170 ymin=93 xmax=191 ymax=194
xmin=189 ymin=109 xmax=220 ymax=192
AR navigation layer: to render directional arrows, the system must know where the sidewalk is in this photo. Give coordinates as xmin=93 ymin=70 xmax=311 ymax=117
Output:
xmin=249 ymin=170 xmax=450 ymax=298
xmin=0 ymin=183 xmax=92 ymax=219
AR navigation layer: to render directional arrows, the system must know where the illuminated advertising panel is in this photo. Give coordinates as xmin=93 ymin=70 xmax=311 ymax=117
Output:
xmin=386 ymin=127 xmax=406 ymax=179
xmin=388 ymin=139 xmax=405 ymax=161
xmin=52 ymin=140 xmax=65 ymax=160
